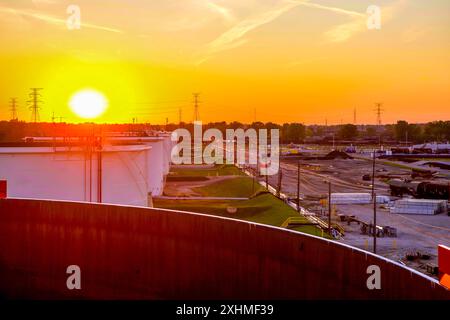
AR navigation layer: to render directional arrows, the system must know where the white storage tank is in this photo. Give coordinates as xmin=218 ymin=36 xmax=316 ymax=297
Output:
xmin=0 ymin=144 xmax=150 ymax=207
xmin=106 ymin=137 xmax=167 ymax=196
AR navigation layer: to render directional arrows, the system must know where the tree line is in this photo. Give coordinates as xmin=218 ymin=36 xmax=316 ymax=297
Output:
xmin=0 ymin=120 xmax=449 ymax=144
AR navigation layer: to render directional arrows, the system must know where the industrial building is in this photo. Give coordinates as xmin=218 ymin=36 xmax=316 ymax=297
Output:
xmin=0 ymin=134 xmax=173 ymax=207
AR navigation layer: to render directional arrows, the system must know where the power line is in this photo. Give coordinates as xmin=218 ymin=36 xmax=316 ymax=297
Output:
xmin=132 ymin=99 xmax=191 ymax=105
xmin=28 ymin=88 xmax=43 ymax=123
xmin=9 ymin=98 xmax=18 ymax=121
xmin=374 ymin=102 xmax=384 ymax=126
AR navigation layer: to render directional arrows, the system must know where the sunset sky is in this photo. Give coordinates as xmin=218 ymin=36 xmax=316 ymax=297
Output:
xmin=0 ymin=0 xmax=449 ymax=124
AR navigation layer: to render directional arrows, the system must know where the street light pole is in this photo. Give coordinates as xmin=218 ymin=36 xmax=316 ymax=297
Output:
xmin=371 ymin=149 xmax=376 ymax=201
xmin=328 ymin=181 xmax=332 ymax=234
xmin=297 ymin=160 xmax=301 ymax=212
xmin=373 ymin=192 xmax=377 ymax=254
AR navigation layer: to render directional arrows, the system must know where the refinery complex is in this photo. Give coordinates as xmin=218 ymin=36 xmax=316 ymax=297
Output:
xmin=0 ymin=127 xmax=449 ymax=300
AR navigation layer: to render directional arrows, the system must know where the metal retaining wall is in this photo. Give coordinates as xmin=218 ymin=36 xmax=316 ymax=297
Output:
xmin=0 ymin=198 xmax=448 ymax=300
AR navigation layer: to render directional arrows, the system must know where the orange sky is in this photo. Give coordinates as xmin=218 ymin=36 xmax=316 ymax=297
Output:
xmin=0 ymin=0 xmax=449 ymax=124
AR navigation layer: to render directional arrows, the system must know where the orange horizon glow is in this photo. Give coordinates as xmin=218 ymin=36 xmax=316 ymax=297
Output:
xmin=0 ymin=1 xmax=449 ymax=125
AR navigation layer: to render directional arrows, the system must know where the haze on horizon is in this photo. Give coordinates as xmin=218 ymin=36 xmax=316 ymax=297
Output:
xmin=0 ymin=0 xmax=449 ymax=125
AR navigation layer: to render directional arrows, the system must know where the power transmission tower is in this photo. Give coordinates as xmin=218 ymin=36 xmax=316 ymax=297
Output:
xmin=193 ymin=93 xmax=200 ymax=122
xmin=374 ymin=102 xmax=383 ymax=126
xmin=9 ymin=98 xmax=18 ymax=121
xmin=28 ymin=88 xmax=43 ymax=123
xmin=52 ymin=111 xmax=64 ymax=123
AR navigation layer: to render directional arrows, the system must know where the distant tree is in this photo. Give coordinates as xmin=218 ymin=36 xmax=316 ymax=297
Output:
xmin=423 ymin=121 xmax=450 ymax=141
xmin=395 ymin=120 xmax=409 ymax=141
xmin=281 ymin=123 xmax=290 ymax=142
xmin=395 ymin=120 xmax=422 ymax=143
xmin=366 ymin=127 xmax=377 ymax=137
xmin=228 ymin=121 xmax=243 ymax=130
xmin=265 ymin=122 xmax=280 ymax=130
xmin=384 ymin=124 xmax=396 ymax=140
xmin=314 ymin=126 xmax=324 ymax=136
xmin=305 ymin=127 xmax=314 ymax=137
xmin=285 ymin=123 xmax=306 ymax=143
xmin=250 ymin=121 xmax=265 ymax=130
xmin=338 ymin=124 xmax=358 ymax=140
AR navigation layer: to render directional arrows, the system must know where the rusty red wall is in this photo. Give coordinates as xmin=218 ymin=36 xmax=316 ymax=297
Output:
xmin=439 ymin=245 xmax=450 ymax=289
xmin=0 ymin=198 xmax=448 ymax=300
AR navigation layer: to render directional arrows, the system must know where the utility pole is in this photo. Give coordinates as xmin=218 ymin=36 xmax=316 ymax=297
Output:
xmin=277 ymin=169 xmax=282 ymax=197
xmin=97 ymin=135 xmax=103 ymax=204
xmin=353 ymin=108 xmax=357 ymax=125
xmin=374 ymin=102 xmax=383 ymax=126
xmin=51 ymin=112 xmax=64 ymax=123
xmin=252 ymin=168 xmax=255 ymax=195
xmin=373 ymin=192 xmax=377 ymax=254
xmin=193 ymin=93 xmax=200 ymax=122
xmin=179 ymin=107 xmax=182 ymax=125
xmin=28 ymin=88 xmax=43 ymax=123
xmin=9 ymin=98 xmax=18 ymax=121
xmin=371 ymin=149 xmax=376 ymax=201
xmin=265 ymin=174 xmax=269 ymax=191
xmin=253 ymin=107 xmax=256 ymax=123
xmin=328 ymin=181 xmax=332 ymax=234
xmin=297 ymin=160 xmax=301 ymax=212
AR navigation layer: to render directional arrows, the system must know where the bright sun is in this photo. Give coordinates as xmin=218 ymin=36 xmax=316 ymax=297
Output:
xmin=69 ymin=89 xmax=108 ymax=119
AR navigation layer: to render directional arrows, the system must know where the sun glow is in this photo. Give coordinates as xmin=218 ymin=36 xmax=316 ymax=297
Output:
xmin=69 ymin=89 xmax=108 ymax=119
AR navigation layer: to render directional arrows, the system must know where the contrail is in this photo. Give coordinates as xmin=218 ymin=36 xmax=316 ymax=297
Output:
xmin=0 ymin=5 xmax=123 ymax=34
xmin=298 ymin=2 xmax=365 ymax=18
xmin=200 ymin=0 xmax=306 ymax=63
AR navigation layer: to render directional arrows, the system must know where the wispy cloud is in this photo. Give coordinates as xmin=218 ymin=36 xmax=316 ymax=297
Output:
xmin=0 ymin=5 xmax=123 ymax=33
xmin=322 ymin=0 xmax=406 ymax=43
xmin=324 ymin=18 xmax=365 ymax=43
xmin=203 ymin=0 xmax=235 ymax=22
xmin=198 ymin=0 xmax=306 ymax=64
xmin=299 ymin=1 xmax=366 ymax=43
xmin=298 ymin=2 xmax=364 ymax=18
xmin=31 ymin=0 xmax=57 ymax=4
